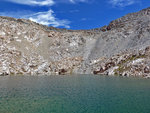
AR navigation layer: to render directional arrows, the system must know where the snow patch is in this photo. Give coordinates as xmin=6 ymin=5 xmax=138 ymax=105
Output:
xmin=108 ymin=66 xmax=119 ymax=75
xmin=132 ymin=58 xmax=144 ymax=64
xmin=37 ymin=63 xmax=47 ymax=71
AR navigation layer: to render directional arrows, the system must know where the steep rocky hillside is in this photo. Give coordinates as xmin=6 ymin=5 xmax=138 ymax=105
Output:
xmin=0 ymin=7 xmax=150 ymax=77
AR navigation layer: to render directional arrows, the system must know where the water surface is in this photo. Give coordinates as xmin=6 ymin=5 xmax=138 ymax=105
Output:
xmin=0 ymin=75 xmax=150 ymax=113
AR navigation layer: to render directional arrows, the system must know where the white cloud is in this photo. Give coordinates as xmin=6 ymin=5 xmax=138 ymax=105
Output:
xmin=5 ymin=0 xmax=55 ymax=6
xmin=0 ymin=0 xmax=90 ymax=28
xmin=27 ymin=10 xmax=70 ymax=28
xmin=5 ymin=0 xmax=88 ymax=5
xmin=109 ymin=0 xmax=135 ymax=7
xmin=69 ymin=0 xmax=75 ymax=3
xmin=0 ymin=10 xmax=70 ymax=28
xmin=69 ymin=0 xmax=88 ymax=3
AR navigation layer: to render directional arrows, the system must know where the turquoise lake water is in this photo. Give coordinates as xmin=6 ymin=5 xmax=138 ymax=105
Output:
xmin=0 ymin=75 xmax=150 ymax=113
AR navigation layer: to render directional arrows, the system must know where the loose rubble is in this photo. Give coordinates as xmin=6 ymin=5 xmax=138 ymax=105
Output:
xmin=0 ymin=7 xmax=150 ymax=78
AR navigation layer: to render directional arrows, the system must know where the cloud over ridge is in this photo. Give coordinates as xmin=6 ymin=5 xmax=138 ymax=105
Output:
xmin=27 ymin=10 xmax=70 ymax=28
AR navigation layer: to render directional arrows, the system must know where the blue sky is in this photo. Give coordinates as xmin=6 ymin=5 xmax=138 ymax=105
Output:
xmin=0 ymin=0 xmax=149 ymax=29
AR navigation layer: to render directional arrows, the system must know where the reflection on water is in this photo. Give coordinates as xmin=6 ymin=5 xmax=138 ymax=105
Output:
xmin=0 ymin=75 xmax=150 ymax=113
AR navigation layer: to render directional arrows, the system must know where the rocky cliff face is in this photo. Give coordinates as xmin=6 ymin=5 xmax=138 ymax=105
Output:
xmin=0 ymin=7 xmax=150 ymax=77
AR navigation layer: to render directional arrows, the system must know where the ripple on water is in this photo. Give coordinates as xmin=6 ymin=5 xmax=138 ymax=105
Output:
xmin=0 ymin=75 xmax=149 ymax=113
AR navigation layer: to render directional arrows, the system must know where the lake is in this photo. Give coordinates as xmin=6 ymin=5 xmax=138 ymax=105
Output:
xmin=0 ymin=75 xmax=150 ymax=113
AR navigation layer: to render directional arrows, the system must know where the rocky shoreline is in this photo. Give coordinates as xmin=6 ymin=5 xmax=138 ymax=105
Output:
xmin=93 ymin=46 xmax=150 ymax=78
xmin=0 ymin=7 xmax=150 ymax=78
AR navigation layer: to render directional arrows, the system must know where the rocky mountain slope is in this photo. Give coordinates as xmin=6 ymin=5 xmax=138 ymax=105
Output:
xmin=0 ymin=7 xmax=150 ymax=77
